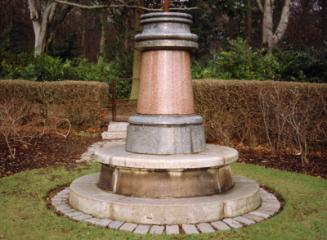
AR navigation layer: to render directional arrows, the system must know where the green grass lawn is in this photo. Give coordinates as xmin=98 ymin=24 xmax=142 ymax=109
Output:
xmin=0 ymin=162 xmax=326 ymax=240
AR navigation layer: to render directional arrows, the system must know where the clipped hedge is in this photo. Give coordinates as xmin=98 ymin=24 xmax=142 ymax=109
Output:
xmin=1 ymin=79 xmax=327 ymax=153
xmin=0 ymin=80 xmax=109 ymax=128
xmin=193 ymin=79 xmax=327 ymax=152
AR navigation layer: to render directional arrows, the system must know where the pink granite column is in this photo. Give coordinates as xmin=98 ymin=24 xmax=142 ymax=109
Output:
xmin=137 ymin=50 xmax=194 ymax=115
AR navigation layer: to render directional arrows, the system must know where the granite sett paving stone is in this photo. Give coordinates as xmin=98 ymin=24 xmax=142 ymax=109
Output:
xmin=108 ymin=221 xmax=124 ymax=230
xmin=51 ymin=187 xmax=282 ymax=235
xmin=70 ymin=213 xmax=92 ymax=221
xmin=57 ymin=207 xmax=75 ymax=214
xmin=66 ymin=211 xmax=84 ymax=218
xmin=250 ymin=211 xmax=271 ymax=219
xmin=211 ymin=221 xmax=231 ymax=231
xmin=233 ymin=216 xmax=256 ymax=225
xmin=150 ymin=225 xmax=165 ymax=234
xmin=223 ymin=218 xmax=243 ymax=229
xmin=133 ymin=225 xmax=150 ymax=234
xmin=242 ymin=213 xmax=265 ymax=222
xmin=197 ymin=223 xmax=215 ymax=233
xmin=84 ymin=218 xmax=102 ymax=225
xmin=182 ymin=224 xmax=199 ymax=234
xmin=120 ymin=223 xmax=137 ymax=232
xmin=166 ymin=225 xmax=179 ymax=235
xmin=93 ymin=219 xmax=112 ymax=227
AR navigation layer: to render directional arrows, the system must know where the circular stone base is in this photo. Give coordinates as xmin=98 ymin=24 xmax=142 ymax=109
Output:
xmin=95 ymin=143 xmax=238 ymax=169
xmin=126 ymin=115 xmax=206 ymax=155
xmin=69 ymin=174 xmax=261 ymax=225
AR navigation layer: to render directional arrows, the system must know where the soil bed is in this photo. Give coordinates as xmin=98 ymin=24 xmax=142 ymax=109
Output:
xmin=1 ymin=131 xmax=326 ymax=179
xmin=0 ymin=133 xmax=100 ymax=178
xmin=238 ymin=148 xmax=327 ymax=179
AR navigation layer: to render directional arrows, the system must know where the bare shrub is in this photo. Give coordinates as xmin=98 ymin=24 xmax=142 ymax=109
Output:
xmin=259 ymin=84 xmax=327 ymax=166
xmin=0 ymin=100 xmax=45 ymax=160
xmin=194 ymin=80 xmax=327 ymax=165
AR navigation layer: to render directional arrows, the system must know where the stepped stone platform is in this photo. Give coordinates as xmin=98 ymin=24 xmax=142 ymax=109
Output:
xmin=51 ymin=186 xmax=281 ymax=235
xmin=69 ymin=174 xmax=261 ymax=224
xmin=102 ymin=122 xmax=128 ymax=140
xmin=48 ymin=11 xmax=281 ymax=235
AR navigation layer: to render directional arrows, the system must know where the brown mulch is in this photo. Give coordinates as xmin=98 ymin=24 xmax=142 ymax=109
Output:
xmin=0 ymin=131 xmax=326 ymax=179
xmin=0 ymin=133 xmax=100 ymax=178
xmin=238 ymin=147 xmax=327 ymax=179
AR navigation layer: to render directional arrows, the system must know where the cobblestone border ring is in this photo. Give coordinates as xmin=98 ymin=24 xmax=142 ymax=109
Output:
xmin=50 ymin=187 xmax=282 ymax=235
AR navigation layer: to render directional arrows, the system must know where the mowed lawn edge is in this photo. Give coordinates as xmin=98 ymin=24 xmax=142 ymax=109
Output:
xmin=0 ymin=162 xmax=326 ymax=240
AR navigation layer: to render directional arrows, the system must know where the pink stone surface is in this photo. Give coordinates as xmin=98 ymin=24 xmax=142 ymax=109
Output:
xmin=137 ymin=50 xmax=195 ymax=115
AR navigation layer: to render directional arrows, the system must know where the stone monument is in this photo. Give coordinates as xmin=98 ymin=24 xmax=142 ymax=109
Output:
xmin=68 ymin=9 xmax=262 ymax=226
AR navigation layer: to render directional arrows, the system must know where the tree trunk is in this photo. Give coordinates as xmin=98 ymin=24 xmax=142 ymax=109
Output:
xmin=81 ymin=9 xmax=87 ymax=58
xmin=262 ymin=0 xmax=273 ymax=50
xmin=272 ymin=0 xmax=291 ymax=47
xmin=28 ymin=0 xmax=72 ymax=56
xmin=246 ymin=0 xmax=252 ymax=43
xmin=99 ymin=10 xmax=109 ymax=60
xmin=320 ymin=0 xmax=327 ymax=41
xmin=257 ymin=0 xmax=291 ymax=52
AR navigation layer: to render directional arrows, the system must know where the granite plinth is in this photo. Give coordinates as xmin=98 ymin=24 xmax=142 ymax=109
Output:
xmin=97 ymin=164 xmax=234 ymax=198
xmin=135 ymin=12 xmax=198 ymax=51
xmin=95 ymin=143 xmax=238 ymax=170
xmin=126 ymin=114 xmax=205 ymax=155
xmin=95 ymin=142 xmax=238 ymax=198
xmin=69 ymin=174 xmax=261 ymax=225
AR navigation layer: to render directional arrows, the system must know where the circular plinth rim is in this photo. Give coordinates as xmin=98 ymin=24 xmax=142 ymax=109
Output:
xmin=128 ymin=114 xmax=203 ymax=126
xmin=94 ymin=143 xmax=238 ymax=170
xmin=68 ymin=173 xmax=262 ymax=225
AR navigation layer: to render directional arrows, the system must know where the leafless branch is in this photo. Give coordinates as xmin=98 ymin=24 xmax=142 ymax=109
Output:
xmin=53 ymin=0 xmax=199 ymax=11
xmin=55 ymin=118 xmax=71 ymax=139
xmin=256 ymin=0 xmax=263 ymax=13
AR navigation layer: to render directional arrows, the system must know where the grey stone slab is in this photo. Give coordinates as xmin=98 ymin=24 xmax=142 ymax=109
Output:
xmin=66 ymin=211 xmax=85 ymax=218
xmin=126 ymin=123 xmax=206 ymax=154
xmin=150 ymin=225 xmax=165 ymax=235
xmin=83 ymin=218 xmax=100 ymax=225
xmin=55 ymin=194 xmax=69 ymax=200
xmin=102 ymin=132 xmax=127 ymax=140
xmin=120 ymin=223 xmax=137 ymax=232
xmin=108 ymin=122 xmax=129 ymax=131
xmin=56 ymin=206 xmax=75 ymax=214
xmin=70 ymin=174 xmax=261 ymax=225
xmin=52 ymin=199 xmax=64 ymax=205
xmin=71 ymin=213 xmax=93 ymax=221
xmin=211 ymin=221 xmax=231 ymax=231
xmin=166 ymin=225 xmax=179 ymax=235
xmin=128 ymin=114 xmax=203 ymax=125
xmin=108 ymin=221 xmax=124 ymax=230
xmin=94 ymin=219 xmax=112 ymax=228
xmin=242 ymin=213 xmax=265 ymax=222
xmin=233 ymin=216 xmax=256 ymax=225
xmin=249 ymin=211 xmax=271 ymax=219
xmin=223 ymin=218 xmax=243 ymax=229
xmin=95 ymin=143 xmax=238 ymax=169
xmin=197 ymin=223 xmax=215 ymax=233
xmin=60 ymin=188 xmax=70 ymax=194
xmin=56 ymin=203 xmax=73 ymax=211
xmin=262 ymin=200 xmax=281 ymax=207
xmin=53 ymin=194 xmax=67 ymax=200
xmin=52 ymin=198 xmax=66 ymax=204
xmin=182 ymin=224 xmax=199 ymax=234
xmin=133 ymin=225 xmax=150 ymax=235
xmin=258 ymin=206 xmax=278 ymax=214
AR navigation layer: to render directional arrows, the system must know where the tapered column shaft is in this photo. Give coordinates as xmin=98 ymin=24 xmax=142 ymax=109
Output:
xmin=137 ymin=50 xmax=194 ymax=115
